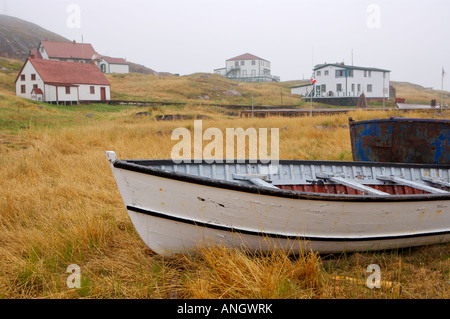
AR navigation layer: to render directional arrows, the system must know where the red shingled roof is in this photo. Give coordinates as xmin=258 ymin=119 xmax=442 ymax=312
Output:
xmin=102 ymin=56 xmax=128 ymax=65
xmin=227 ymin=53 xmax=268 ymax=62
xmin=24 ymin=58 xmax=110 ymax=86
xmin=29 ymin=49 xmax=43 ymax=59
xmin=40 ymin=41 xmax=98 ymax=60
xmin=31 ymin=88 xmax=43 ymax=94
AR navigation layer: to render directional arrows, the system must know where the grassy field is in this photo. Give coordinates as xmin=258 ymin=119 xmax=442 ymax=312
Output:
xmin=0 ymin=61 xmax=449 ymax=299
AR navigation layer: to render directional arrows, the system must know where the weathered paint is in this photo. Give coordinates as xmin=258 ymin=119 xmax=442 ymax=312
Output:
xmin=106 ymin=151 xmax=450 ymax=256
xmin=349 ymin=117 xmax=450 ymax=164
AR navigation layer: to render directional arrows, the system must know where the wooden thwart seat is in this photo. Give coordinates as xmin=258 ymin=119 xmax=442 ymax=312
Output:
xmin=422 ymin=176 xmax=450 ymax=188
xmin=377 ymin=175 xmax=450 ymax=194
xmin=233 ymin=174 xmax=278 ymax=189
xmin=316 ymin=173 xmax=390 ymax=196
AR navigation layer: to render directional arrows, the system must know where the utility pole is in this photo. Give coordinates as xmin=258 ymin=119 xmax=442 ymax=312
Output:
xmin=252 ymin=92 xmax=254 ymax=118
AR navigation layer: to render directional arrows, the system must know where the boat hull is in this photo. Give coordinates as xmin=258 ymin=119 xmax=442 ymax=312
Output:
xmin=107 ymin=153 xmax=450 ymax=256
xmin=349 ymin=117 xmax=450 ymax=164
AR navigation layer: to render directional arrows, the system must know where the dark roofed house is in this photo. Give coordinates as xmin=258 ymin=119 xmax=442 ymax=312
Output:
xmin=15 ymin=57 xmax=111 ymax=104
xmin=214 ymin=53 xmax=280 ymax=83
xmin=291 ymin=62 xmax=391 ymax=106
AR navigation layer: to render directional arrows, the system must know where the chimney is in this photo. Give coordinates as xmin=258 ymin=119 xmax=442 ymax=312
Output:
xmin=30 ymin=54 xmax=35 ymax=59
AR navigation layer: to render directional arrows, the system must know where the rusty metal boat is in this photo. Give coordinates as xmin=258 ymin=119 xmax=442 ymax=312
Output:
xmin=349 ymin=117 xmax=450 ymax=164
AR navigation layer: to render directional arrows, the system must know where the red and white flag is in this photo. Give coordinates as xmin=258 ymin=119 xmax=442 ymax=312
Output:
xmin=311 ymin=77 xmax=317 ymax=84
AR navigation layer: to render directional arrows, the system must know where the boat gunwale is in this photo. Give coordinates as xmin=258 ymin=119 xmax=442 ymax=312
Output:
xmin=112 ymin=159 xmax=450 ymax=203
xmin=349 ymin=117 xmax=450 ymax=127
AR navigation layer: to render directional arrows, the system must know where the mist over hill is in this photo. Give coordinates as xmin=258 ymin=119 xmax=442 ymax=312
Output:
xmin=0 ymin=14 xmax=157 ymax=74
xmin=0 ymin=14 xmax=70 ymax=60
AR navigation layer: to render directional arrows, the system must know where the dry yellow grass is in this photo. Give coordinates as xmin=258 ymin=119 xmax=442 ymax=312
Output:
xmin=0 ymin=92 xmax=449 ymax=299
xmin=107 ymin=72 xmax=304 ymax=106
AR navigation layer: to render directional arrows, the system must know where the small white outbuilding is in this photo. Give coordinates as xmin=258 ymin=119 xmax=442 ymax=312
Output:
xmin=99 ymin=56 xmax=130 ymax=74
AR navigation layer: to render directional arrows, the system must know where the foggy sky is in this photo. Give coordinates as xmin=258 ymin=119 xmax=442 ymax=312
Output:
xmin=2 ymin=0 xmax=449 ymax=90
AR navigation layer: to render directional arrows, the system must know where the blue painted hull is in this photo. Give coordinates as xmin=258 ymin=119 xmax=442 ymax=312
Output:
xmin=349 ymin=117 xmax=450 ymax=164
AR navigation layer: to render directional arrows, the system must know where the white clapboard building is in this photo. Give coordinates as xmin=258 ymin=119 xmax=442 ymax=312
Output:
xmin=99 ymin=56 xmax=130 ymax=74
xmin=314 ymin=63 xmax=390 ymax=99
xmin=15 ymin=57 xmax=111 ymax=104
xmin=214 ymin=53 xmax=280 ymax=83
xmin=291 ymin=62 xmax=391 ymax=105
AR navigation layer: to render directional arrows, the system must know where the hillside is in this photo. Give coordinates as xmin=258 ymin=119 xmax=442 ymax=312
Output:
xmin=1 ymin=55 xmax=448 ymax=106
xmin=0 ymin=14 xmax=157 ymax=74
xmin=0 ymin=14 xmax=69 ymax=60
xmin=391 ymin=81 xmax=450 ymax=104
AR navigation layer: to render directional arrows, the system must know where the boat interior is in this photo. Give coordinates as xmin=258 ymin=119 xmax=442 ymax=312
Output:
xmin=124 ymin=160 xmax=450 ymax=196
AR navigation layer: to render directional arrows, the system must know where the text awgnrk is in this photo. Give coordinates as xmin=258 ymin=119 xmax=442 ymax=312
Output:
xmin=171 ymin=120 xmax=279 ymax=165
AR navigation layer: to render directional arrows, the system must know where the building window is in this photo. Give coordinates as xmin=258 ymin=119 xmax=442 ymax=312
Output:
xmin=337 ymin=84 xmax=342 ymax=92
xmin=358 ymin=84 xmax=361 ymax=92
xmin=21 ymin=74 xmax=25 ymax=81
xmin=335 ymin=70 xmax=345 ymax=78
xmin=321 ymin=84 xmax=326 ymax=93
xmin=90 ymin=86 xmax=95 ymax=94
xmin=240 ymin=61 xmax=244 ymax=66
xmin=243 ymin=70 xmax=247 ymax=77
xmin=31 ymin=74 xmax=36 ymax=81
xmin=33 ymin=84 xmax=38 ymax=89
xmin=251 ymin=70 xmax=256 ymax=76
xmin=21 ymin=85 xmax=26 ymax=93
xmin=367 ymin=84 xmax=373 ymax=93
xmin=351 ymin=84 xmax=355 ymax=92
xmin=252 ymin=60 xmax=256 ymax=65
xmin=317 ymin=71 xmax=321 ymax=76
xmin=368 ymin=71 xmax=372 ymax=78
xmin=235 ymin=61 xmax=239 ymax=67
xmin=324 ymin=70 xmax=329 ymax=76
xmin=65 ymin=86 xmax=71 ymax=94
xmin=348 ymin=70 xmax=354 ymax=77
xmin=364 ymin=71 xmax=367 ymax=77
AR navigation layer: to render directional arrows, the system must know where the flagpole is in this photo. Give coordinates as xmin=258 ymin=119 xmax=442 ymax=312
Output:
xmin=311 ymin=47 xmax=314 ymax=117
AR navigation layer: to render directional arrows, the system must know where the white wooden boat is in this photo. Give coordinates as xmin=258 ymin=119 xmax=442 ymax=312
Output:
xmin=106 ymin=151 xmax=450 ymax=256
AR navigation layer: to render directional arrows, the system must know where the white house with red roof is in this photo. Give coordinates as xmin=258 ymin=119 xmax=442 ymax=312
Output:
xmin=214 ymin=53 xmax=280 ymax=83
xmin=30 ymin=40 xmax=129 ymax=74
xmin=15 ymin=57 xmax=111 ymax=104
xmin=99 ymin=56 xmax=130 ymax=74
xmin=36 ymin=40 xmax=98 ymax=63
